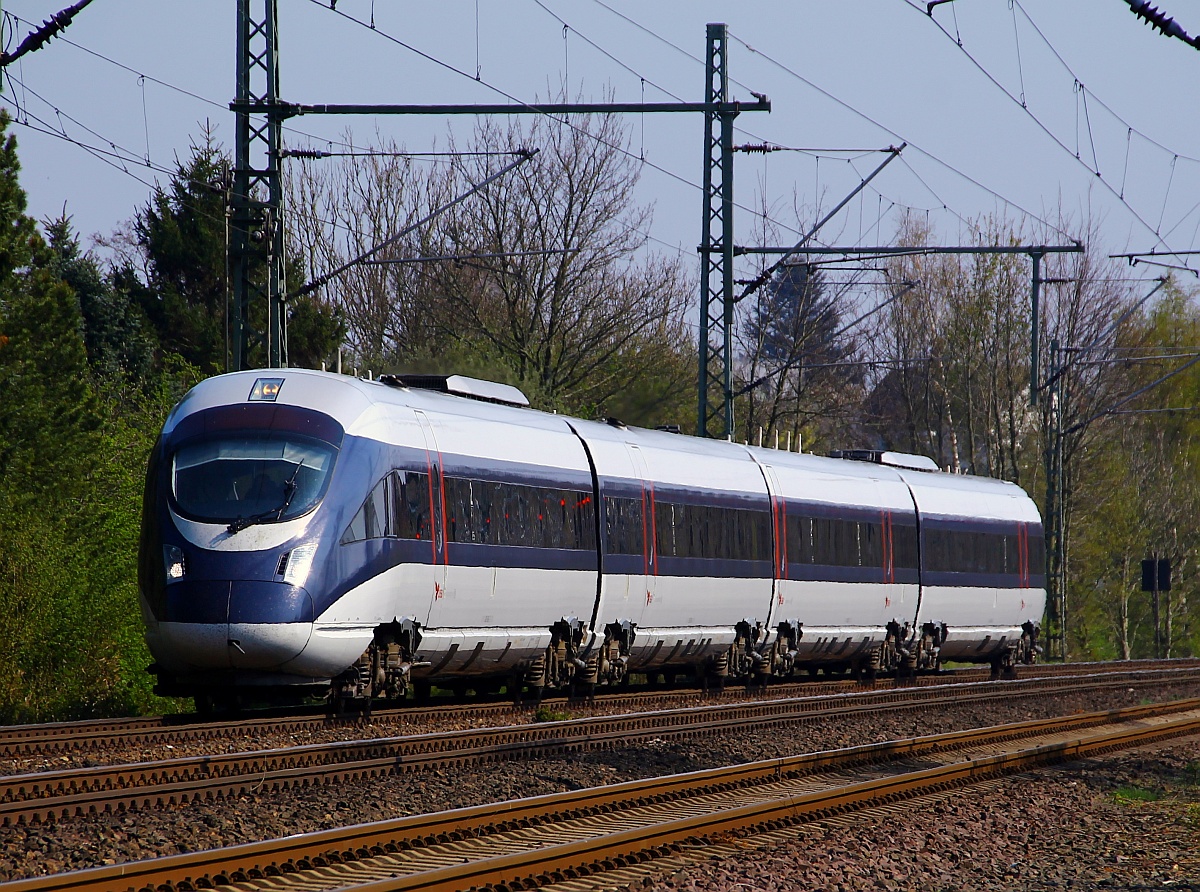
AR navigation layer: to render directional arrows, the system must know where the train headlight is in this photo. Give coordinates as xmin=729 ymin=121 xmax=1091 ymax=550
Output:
xmin=163 ymin=545 xmax=186 ymax=582
xmin=248 ymin=377 xmax=284 ymax=401
xmin=282 ymin=543 xmax=318 ymax=587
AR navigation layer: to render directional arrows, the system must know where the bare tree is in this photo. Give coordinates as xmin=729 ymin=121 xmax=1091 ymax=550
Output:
xmin=868 ymin=217 xmax=1040 ymax=477
xmin=286 ymin=113 xmax=694 ymax=420
xmin=419 ymin=113 xmax=692 ymax=413
xmin=286 ymin=130 xmax=445 ymax=371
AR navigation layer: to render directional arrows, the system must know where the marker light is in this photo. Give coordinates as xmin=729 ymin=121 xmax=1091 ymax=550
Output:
xmin=249 ymin=377 xmax=284 ymax=401
xmin=282 ymin=543 xmax=318 ymax=587
xmin=163 ymin=545 xmax=186 ymax=582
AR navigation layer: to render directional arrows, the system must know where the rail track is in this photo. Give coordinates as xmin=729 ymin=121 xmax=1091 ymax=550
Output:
xmin=0 ymin=672 xmax=977 ymax=759
xmin=3 ymin=658 xmax=1196 ymax=762
xmin=4 ymin=698 xmax=1198 ymax=892
xmin=2 ymin=664 xmax=1198 ymax=827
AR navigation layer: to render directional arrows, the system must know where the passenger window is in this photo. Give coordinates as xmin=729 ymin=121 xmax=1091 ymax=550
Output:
xmin=1028 ymin=529 xmax=1046 ymax=574
xmin=394 ymin=471 xmax=431 ymax=540
xmin=341 ymin=475 xmax=390 ymax=544
xmin=437 ymin=477 xmax=595 ymax=550
xmin=340 ymin=470 xmax=433 ymax=545
xmin=893 ymin=523 xmax=918 ymax=569
xmin=604 ymin=495 xmax=644 ymax=555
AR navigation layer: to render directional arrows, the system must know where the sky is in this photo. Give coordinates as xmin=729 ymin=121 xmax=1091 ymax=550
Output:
xmin=5 ymin=0 xmax=1200 ymax=292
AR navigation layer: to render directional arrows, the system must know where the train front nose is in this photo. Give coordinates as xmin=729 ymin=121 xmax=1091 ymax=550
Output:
xmin=154 ymin=579 xmax=315 ymax=671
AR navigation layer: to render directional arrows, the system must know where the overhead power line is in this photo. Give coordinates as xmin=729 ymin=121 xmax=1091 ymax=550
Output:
xmin=583 ymin=0 xmax=1081 ymax=241
xmin=723 ymin=29 xmax=1075 ymax=242
xmin=307 ymin=0 xmax=801 ymax=245
xmin=277 ymin=148 xmax=524 ymax=160
xmin=736 ymin=145 xmax=905 ymax=303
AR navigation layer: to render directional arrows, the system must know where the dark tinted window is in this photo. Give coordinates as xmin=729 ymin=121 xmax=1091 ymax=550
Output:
xmin=924 ymin=526 xmax=1024 ymax=575
xmin=393 ymin=471 xmax=433 ymax=541
xmin=787 ymin=515 xmax=812 ymax=564
xmin=342 ymin=470 xmax=432 ymax=544
xmin=604 ymin=495 xmax=645 ymax=555
xmin=861 ymin=520 xmax=883 ymax=567
xmin=786 ymin=511 xmax=918 ymax=570
xmin=892 ymin=523 xmax=919 ymax=569
xmin=789 ymin=515 xmax=861 ymax=567
xmin=445 ymin=476 xmax=596 ymax=550
xmin=653 ymin=500 xmax=771 ymax=561
xmin=1028 ymin=529 xmax=1046 ymax=575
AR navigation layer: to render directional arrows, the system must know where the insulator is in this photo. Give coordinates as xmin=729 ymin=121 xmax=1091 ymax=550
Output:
xmin=280 ymin=149 xmax=332 ymax=160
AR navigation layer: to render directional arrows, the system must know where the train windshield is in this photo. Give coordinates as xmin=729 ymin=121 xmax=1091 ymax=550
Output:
xmin=172 ymin=436 xmax=337 ymax=525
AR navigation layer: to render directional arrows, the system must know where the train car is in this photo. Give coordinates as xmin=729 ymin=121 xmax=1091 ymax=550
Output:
xmin=138 ymin=369 xmax=1045 ymax=708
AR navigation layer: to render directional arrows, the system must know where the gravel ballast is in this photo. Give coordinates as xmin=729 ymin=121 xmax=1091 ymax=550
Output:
xmin=639 ymin=744 xmax=1200 ymax=892
xmin=2 ymin=684 xmax=1198 ymax=887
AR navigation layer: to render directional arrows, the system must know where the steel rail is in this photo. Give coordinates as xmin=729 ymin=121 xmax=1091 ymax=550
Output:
xmin=376 ymin=710 xmax=1200 ymax=892
xmin=2 ymin=669 xmax=1199 ymax=828
xmin=3 ymin=659 xmax=1195 ymax=758
xmin=0 ymin=672 xmax=985 ymax=757
xmin=3 ymin=701 xmax=1198 ymax=892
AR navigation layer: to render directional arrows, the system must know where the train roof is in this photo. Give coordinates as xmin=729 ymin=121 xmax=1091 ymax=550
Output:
xmin=164 ymin=368 xmax=566 ymax=439
xmin=166 ymin=369 xmax=1040 ymax=522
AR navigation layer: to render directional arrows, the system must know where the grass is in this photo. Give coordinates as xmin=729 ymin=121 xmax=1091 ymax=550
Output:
xmin=1187 ymin=804 xmax=1200 ymax=829
xmin=1112 ymin=784 xmax=1161 ymax=804
xmin=533 ymin=705 xmax=573 ymax=723
xmin=1184 ymin=762 xmax=1200 ymax=786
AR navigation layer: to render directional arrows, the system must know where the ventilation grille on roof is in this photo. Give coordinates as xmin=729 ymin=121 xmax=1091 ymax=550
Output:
xmin=378 ymin=374 xmax=530 ymax=408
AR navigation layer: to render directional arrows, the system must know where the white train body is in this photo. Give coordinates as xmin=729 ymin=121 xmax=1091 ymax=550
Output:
xmin=138 ymin=369 xmax=1045 ymax=703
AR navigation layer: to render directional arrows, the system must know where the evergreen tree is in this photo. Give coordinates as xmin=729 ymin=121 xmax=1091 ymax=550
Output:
xmin=745 ymin=263 xmax=842 ymax=367
xmin=738 ymin=261 xmax=860 ymax=447
xmin=132 ymin=133 xmax=230 ymax=374
xmin=44 ymin=215 xmax=156 ymax=383
xmin=132 ymin=130 xmax=342 ymax=374
xmin=0 ymin=111 xmax=182 ymax=720
xmin=0 ymin=112 xmax=97 ymax=486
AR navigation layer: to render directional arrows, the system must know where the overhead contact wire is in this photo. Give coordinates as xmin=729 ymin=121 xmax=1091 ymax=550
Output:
xmin=727 ymin=30 xmax=1064 ymax=240
xmin=584 ymin=1 xmax=1072 ymax=240
xmin=914 ymin=0 xmax=1190 ymax=262
xmin=305 ymin=0 xmax=806 ymax=244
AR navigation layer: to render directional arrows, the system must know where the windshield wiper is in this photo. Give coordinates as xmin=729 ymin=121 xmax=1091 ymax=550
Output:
xmin=227 ymin=461 xmax=305 ymax=535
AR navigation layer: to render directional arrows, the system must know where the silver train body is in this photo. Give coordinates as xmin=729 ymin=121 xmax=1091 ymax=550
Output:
xmin=138 ymin=369 xmax=1046 ymax=704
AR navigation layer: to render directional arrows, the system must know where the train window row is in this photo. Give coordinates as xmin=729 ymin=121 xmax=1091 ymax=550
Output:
xmin=341 ymin=470 xmax=599 ymax=550
xmin=785 ymin=514 xmax=919 ymax=570
xmin=342 ymin=473 xmax=1044 ymax=577
xmin=605 ymin=497 xmax=915 ymax=569
xmin=341 ymin=470 xmax=434 ymax=544
xmin=444 ymin=476 xmax=596 ymax=550
xmin=923 ymin=527 xmax=1045 ymax=575
xmin=653 ymin=500 xmax=773 ymax=562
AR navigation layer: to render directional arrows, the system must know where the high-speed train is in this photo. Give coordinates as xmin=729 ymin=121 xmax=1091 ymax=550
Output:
xmin=138 ymin=368 xmax=1045 ymax=708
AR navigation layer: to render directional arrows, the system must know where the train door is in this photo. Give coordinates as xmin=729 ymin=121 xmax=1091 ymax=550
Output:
xmin=625 ymin=443 xmax=657 ymax=625
xmin=413 ymin=410 xmax=448 ymax=626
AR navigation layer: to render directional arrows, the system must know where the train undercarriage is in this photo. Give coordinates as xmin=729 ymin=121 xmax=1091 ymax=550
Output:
xmin=319 ymin=615 xmax=1042 ymax=711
